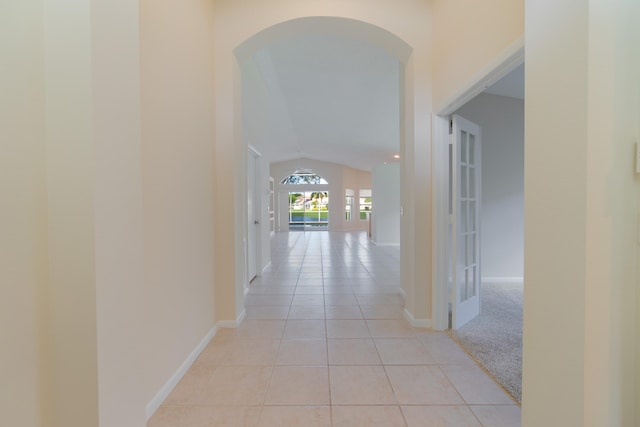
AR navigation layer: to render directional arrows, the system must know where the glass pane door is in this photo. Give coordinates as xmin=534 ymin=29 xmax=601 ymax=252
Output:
xmin=288 ymin=191 xmax=329 ymax=230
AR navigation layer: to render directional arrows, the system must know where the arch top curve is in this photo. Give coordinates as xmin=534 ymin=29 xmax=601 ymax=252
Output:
xmin=234 ymin=16 xmax=413 ymax=65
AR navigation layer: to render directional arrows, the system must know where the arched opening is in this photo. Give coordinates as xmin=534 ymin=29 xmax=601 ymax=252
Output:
xmin=213 ymin=9 xmax=432 ymax=330
xmin=231 ymin=16 xmax=415 ymax=315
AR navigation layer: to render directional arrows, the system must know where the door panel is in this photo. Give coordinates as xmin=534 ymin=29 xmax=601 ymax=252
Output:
xmin=451 ymin=115 xmax=482 ymax=329
xmin=247 ymin=148 xmax=259 ymax=282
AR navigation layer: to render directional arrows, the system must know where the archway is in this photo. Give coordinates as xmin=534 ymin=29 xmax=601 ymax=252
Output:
xmin=212 ymin=7 xmax=433 ymax=329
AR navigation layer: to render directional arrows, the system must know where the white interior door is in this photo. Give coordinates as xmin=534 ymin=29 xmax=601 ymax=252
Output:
xmin=247 ymin=147 xmax=259 ymax=282
xmin=451 ymin=115 xmax=482 ymax=329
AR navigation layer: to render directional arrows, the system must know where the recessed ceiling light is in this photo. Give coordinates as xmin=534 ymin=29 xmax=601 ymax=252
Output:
xmin=393 ymin=154 xmax=400 ymax=159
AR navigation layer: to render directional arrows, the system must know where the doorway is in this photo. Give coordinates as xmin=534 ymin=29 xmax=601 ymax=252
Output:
xmin=436 ymin=64 xmax=525 ymax=402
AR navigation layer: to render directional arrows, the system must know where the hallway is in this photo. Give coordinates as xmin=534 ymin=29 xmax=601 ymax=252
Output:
xmin=148 ymin=231 xmax=520 ymax=426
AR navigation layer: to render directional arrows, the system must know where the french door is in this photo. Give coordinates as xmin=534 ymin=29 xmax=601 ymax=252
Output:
xmin=450 ymin=115 xmax=482 ymax=329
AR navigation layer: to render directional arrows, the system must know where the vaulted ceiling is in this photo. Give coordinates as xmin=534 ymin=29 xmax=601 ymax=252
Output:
xmin=241 ymin=34 xmax=523 ymax=172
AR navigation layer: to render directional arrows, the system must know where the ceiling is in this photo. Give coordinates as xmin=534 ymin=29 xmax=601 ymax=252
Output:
xmin=241 ymin=35 xmax=524 ymax=172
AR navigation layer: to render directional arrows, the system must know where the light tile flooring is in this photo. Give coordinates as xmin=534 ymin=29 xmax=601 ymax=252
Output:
xmin=148 ymin=231 xmax=520 ymax=427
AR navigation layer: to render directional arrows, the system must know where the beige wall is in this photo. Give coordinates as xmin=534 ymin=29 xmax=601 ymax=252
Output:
xmin=92 ymin=0 xmax=147 ymax=425
xmin=3 ymin=1 xmax=219 ymax=425
xmin=0 ymin=1 xmax=47 ymax=426
xmin=431 ymin=0 xmax=524 ymax=111
xmin=140 ymin=0 xmax=217 ymax=412
xmin=522 ymin=0 xmax=640 ymax=425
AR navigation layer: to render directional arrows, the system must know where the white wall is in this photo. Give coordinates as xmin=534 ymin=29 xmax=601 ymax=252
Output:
xmin=271 ymin=158 xmax=371 ymax=232
xmin=372 ymin=164 xmax=401 ymax=245
xmin=455 ymin=93 xmax=524 ymax=281
xmin=522 ymin=0 xmax=640 ymax=425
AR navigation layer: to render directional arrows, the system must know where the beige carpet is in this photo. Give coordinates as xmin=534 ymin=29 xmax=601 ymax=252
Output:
xmin=449 ymin=282 xmax=523 ymax=402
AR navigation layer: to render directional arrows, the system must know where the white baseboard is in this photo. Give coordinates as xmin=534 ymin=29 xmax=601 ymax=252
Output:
xmin=404 ymin=309 xmax=431 ymax=328
xmin=145 ymin=307 xmax=249 ymax=420
xmin=217 ymin=309 xmax=246 ymax=329
xmin=145 ymin=324 xmax=218 ymax=421
xmin=482 ymin=276 xmax=524 ymax=285
xmin=371 ymin=240 xmax=400 ymax=247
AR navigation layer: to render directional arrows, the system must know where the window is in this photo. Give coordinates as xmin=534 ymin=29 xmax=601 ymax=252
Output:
xmin=288 ymin=191 xmax=329 ymax=229
xmin=281 ymin=173 xmax=328 ymax=185
xmin=345 ymin=189 xmax=354 ymax=221
xmin=359 ymin=189 xmax=372 ymax=220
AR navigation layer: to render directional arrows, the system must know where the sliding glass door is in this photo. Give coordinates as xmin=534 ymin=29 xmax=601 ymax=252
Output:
xmin=288 ymin=191 xmax=329 ymax=230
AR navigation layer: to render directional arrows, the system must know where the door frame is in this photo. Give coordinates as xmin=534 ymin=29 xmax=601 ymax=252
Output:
xmin=430 ymin=39 xmax=524 ymax=331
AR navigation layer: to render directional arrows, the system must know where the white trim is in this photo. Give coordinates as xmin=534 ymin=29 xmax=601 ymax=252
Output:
xmin=371 ymin=241 xmax=401 ymax=247
xmin=435 ymin=36 xmax=525 ymax=116
xmin=217 ymin=309 xmax=247 ymax=329
xmin=430 ymin=114 xmax=451 ymax=331
xmin=403 ymin=309 xmax=431 ymax=328
xmin=398 ymin=287 xmax=407 ymax=300
xmin=482 ymin=276 xmax=524 ymax=285
xmin=145 ymin=324 xmax=218 ymax=421
xmin=247 ymin=144 xmax=261 ymax=157
xmin=262 ymin=261 xmax=272 ymax=273
xmin=244 ymin=286 xmax=250 ymax=297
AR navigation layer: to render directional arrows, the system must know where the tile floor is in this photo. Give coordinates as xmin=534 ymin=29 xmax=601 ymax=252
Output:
xmin=148 ymin=231 xmax=520 ymax=427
